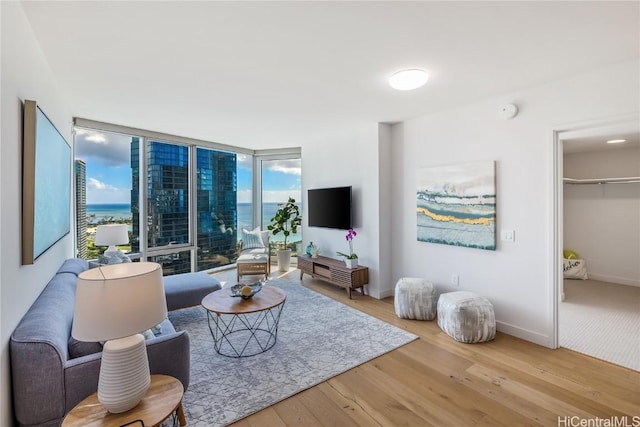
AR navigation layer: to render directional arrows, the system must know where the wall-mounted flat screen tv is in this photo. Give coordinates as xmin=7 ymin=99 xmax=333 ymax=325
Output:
xmin=22 ymin=100 xmax=71 ymax=264
xmin=307 ymin=186 xmax=352 ymax=230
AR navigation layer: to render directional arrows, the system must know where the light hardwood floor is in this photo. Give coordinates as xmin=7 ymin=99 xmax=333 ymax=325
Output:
xmin=218 ymin=269 xmax=640 ymax=427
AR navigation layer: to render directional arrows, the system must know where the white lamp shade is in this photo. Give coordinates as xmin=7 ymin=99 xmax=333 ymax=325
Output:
xmin=95 ymin=224 xmax=129 ymax=247
xmin=72 ymin=262 xmax=167 ymax=342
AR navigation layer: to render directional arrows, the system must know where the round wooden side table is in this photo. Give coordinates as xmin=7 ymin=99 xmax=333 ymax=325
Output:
xmin=62 ymin=374 xmax=186 ymax=427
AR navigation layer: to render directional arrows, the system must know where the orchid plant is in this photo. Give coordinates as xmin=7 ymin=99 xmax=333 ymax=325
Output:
xmin=336 ymin=228 xmax=358 ymax=259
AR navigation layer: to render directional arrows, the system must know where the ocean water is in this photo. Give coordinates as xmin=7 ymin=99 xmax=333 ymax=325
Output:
xmin=86 ymin=204 xmax=132 ymax=223
xmin=86 ymin=202 xmax=301 ymax=243
xmin=239 ymin=203 xmax=302 ymax=243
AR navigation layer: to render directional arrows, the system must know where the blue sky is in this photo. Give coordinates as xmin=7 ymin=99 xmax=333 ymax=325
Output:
xmin=74 ymin=128 xmax=300 ymax=204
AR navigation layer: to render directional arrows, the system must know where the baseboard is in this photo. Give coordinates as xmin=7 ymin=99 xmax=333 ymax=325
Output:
xmin=587 ymin=273 xmax=640 ymax=288
xmin=378 ymin=288 xmax=394 ymax=299
xmin=496 ymin=321 xmax=553 ymax=349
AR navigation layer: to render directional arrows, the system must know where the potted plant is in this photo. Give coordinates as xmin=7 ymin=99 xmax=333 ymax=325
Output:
xmin=268 ymin=197 xmax=302 ymax=272
xmin=337 ymin=228 xmax=358 ymax=268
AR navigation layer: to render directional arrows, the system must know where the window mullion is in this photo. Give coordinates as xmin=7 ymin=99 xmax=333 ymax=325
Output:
xmin=189 ymin=145 xmax=197 ymax=272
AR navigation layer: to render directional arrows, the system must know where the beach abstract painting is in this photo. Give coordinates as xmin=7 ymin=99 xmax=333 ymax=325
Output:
xmin=417 ymin=161 xmax=496 ymax=250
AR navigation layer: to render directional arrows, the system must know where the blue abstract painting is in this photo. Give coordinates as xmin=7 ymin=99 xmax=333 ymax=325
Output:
xmin=33 ymin=106 xmax=71 ymax=260
xmin=417 ymin=161 xmax=496 ymax=250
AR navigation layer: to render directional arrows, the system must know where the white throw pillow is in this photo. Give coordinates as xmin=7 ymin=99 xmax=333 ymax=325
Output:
xmin=242 ymin=227 xmax=265 ymax=250
xmin=563 ymin=258 xmax=588 ymax=280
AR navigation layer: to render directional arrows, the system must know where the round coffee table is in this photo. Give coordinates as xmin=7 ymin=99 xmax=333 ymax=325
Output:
xmin=201 ymin=285 xmax=286 ymax=358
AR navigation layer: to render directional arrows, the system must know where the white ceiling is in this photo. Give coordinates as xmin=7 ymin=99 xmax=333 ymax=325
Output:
xmin=20 ymin=1 xmax=640 ymax=150
xmin=561 ymin=121 xmax=640 ymax=154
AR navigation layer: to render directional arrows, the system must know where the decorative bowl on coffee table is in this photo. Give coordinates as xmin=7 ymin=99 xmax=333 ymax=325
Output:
xmin=230 ymin=282 xmax=263 ymax=300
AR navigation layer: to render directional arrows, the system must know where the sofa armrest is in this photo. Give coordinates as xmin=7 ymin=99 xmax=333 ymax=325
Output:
xmin=64 ymin=352 xmax=102 ymax=415
xmin=11 ymin=341 xmax=66 ymax=426
xmin=146 ymin=330 xmax=191 ymax=390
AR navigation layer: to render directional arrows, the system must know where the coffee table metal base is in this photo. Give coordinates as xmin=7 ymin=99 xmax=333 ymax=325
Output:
xmin=206 ymin=302 xmax=285 ymax=357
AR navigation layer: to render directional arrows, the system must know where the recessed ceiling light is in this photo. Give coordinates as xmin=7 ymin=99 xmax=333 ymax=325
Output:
xmin=606 ymin=139 xmax=627 ymax=144
xmin=389 ymin=69 xmax=429 ymax=91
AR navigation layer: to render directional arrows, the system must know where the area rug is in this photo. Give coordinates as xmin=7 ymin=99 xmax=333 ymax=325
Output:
xmin=168 ymin=276 xmax=418 ymax=426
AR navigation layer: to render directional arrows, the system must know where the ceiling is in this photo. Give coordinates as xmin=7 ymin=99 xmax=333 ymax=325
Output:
xmin=20 ymin=1 xmax=640 ymax=150
xmin=562 ymin=120 xmax=640 ymax=154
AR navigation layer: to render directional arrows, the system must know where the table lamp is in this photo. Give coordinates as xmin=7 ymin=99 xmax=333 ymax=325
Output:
xmin=95 ymin=224 xmax=129 ymax=257
xmin=72 ymin=262 xmax=167 ymax=413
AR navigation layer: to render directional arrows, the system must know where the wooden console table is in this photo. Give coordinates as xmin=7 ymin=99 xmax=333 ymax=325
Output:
xmin=298 ymin=255 xmax=369 ymax=299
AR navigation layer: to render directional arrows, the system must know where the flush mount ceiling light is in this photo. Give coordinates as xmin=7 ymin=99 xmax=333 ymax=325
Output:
xmin=606 ymin=139 xmax=627 ymax=144
xmin=389 ymin=69 xmax=429 ymax=91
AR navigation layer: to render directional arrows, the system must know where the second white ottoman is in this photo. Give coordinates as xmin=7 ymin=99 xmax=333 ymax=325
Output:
xmin=437 ymin=291 xmax=496 ymax=343
xmin=394 ymin=277 xmax=436 ymax=320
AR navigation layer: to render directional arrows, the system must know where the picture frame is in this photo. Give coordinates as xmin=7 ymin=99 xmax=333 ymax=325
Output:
xmin=22 ymin=100 xmax=72 ymax=264
xmin=417 ymin=160 xmax=496 ymax=251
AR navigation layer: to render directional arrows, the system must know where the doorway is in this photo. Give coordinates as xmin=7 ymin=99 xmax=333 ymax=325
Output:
xmin=553 ymin=116 xmax=640 ymax=370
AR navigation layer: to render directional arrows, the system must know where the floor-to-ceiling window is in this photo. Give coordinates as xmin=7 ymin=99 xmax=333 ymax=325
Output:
xmin=135 ymin=139 xmax=192 ymax=274
xmin=74 ymin=128 xmax=135 ymax=260
xmin=258 ymin=155 xmax=302 ymax=261
xmin=196 ymin=147 xmax=238 ymax=271
xmin=74 ymin=119 xmax=299 ymax=275
xmin=236 ymin=154 xmax=254 ymax=238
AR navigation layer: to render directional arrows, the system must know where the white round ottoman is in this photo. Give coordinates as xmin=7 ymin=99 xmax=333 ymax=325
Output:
xmin=394 ymin=277 xmax=436 ymax=320
xmin=437 ymin=291 xmax=495 ymax=343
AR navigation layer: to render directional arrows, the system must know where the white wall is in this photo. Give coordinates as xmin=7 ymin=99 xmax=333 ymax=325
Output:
xmin=390 ymin=60 xmax=639 ymax=347
xmin=1 ymin=3 xmax=73 ymax=425
xmin=377 ymin=124 xmax=393 ymax=297
xmin=301 ymin=123 xmax=393 ymax=298
xmin=564 ymin=147 xmax=640 ymax=286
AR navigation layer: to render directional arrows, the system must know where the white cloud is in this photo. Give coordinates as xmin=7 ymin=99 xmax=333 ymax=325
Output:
xmin=87 ymin=177 xmax=117 ymax=191
xmin=86 ymin=178 xmax=131 ymax=204
xmin=237 ymin=154 xmax=253 ymax=170
xmin=237 ymin=156 xmax=301 ymax=175
xmin=74 ymin=128 xmax=132 ymax=167
xmin=265 ymin=159 xmax=301 ymax=175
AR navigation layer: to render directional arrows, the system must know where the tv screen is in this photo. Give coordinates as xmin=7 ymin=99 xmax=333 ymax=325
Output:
xmin=308 ymin=186 xmax=352 ymax=230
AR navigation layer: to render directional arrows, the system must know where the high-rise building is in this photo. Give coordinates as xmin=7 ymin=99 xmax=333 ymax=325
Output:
xmin=131 ymin=139 xmax=237 ymax=274
xmin=75 ymin=160 xmax=87 ymax=259
xmin=196 ymin=147 xmax=237 ymax=271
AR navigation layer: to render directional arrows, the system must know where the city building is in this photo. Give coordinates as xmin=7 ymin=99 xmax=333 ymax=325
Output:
xmin=74 ymin=159 xmax=87 ymax=259
xmin=131 ymin=138 xmax=237 ymax=273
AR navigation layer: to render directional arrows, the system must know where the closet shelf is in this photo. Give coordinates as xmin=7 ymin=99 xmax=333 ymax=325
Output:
xmin=563 ymin=177 xmax=640 ymax=185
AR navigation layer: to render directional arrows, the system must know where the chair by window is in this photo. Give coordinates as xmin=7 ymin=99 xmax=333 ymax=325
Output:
xmin=236 ymin=229 xmax=271 ymax=281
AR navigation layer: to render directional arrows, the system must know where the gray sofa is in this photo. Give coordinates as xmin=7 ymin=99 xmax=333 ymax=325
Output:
xmin=10 ymin=258 xmax=221 ymax=427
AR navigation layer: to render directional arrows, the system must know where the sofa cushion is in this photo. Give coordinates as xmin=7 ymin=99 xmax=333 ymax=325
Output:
xmin=157 ymin=317 xmax=175 ymax=335
xmin=68 ymin=336 xmax=103 ymax=359
xmin=239 ymin=247 xmax=269 ymax=256
xmin=237 ymin=253 xmax=269 ymax=263
xmin=164 ymin=272 xmax=222 ymax=311
xmin=241 ymin=227 xmax=265 ymax=249
xmin=67 ymin=318 xmax=174 ymax=359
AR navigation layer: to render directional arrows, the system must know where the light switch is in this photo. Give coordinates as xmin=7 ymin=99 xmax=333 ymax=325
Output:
xmin=501 ymin=230 xmax=515 ymax=242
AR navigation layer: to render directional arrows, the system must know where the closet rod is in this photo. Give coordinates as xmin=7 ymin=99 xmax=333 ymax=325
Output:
xmin=563 ymin=177 xmax=640 ymax=185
